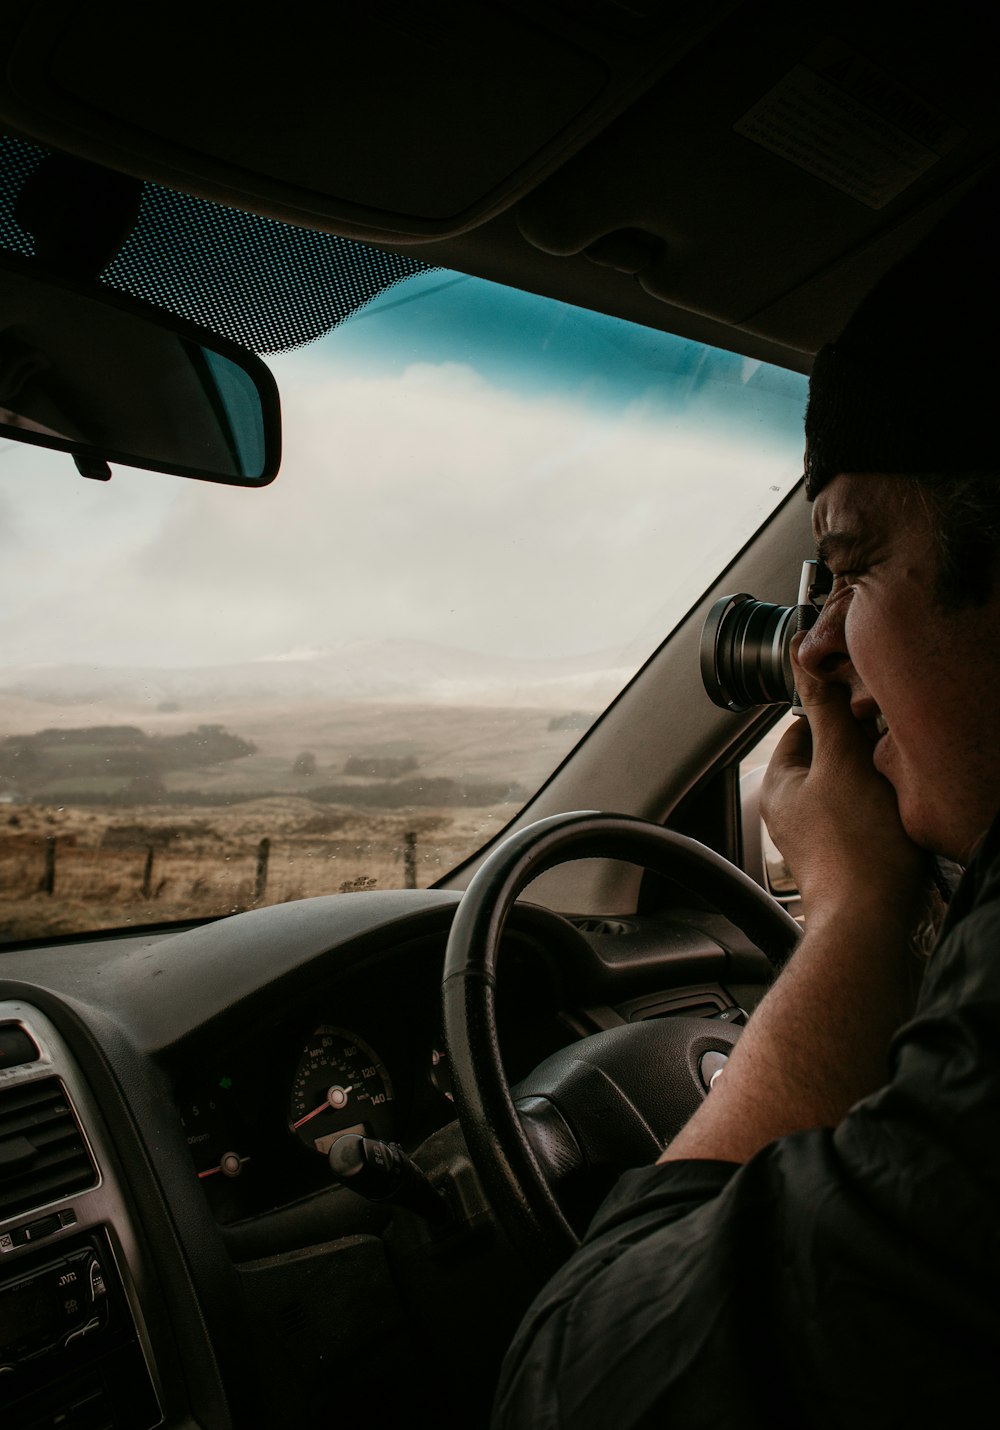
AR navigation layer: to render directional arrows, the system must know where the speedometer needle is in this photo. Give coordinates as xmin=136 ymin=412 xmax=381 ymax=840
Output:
xmin=292 ymin=1086 xmax=353 ymax=1129
xmin=198 ymin=1153 xmax=249 ymax=1179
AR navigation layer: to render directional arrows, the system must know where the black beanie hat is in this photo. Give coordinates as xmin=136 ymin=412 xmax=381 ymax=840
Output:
xmin=803 ymin=168 xmax=1000 ymax=498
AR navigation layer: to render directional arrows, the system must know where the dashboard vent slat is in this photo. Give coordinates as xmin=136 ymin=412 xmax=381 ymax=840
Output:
xmin=571 ymin=917 xmax=636 ymax=936
xmin=0 ymin=1077 xmax=97 ymax=1220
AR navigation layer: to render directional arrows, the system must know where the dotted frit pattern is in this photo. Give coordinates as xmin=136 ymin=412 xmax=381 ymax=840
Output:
xmin=0 ymin=134 xmax=435 ymax=354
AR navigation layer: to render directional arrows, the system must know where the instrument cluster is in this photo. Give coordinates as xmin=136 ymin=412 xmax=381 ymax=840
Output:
xmin=175 ymin=925 xmax=568 ymax=1224
xmin=176 ymin=1008 xmax=466 ymax=1224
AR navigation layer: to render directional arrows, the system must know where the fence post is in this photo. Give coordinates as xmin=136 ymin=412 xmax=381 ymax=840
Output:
xmin=141 ymin=846 xmax=155 ymax=898
xmin=254 ymin=838 xmax=270 ymax=904
xmin=403 ymin=831 xmax=417 ymax=889
xmin=40 ymin=836 xmax=57 ymax=895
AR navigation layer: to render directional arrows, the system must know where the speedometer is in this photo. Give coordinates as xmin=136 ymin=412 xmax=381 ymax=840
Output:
xmin=288 ymin=1026 xmax=395 ymax=1153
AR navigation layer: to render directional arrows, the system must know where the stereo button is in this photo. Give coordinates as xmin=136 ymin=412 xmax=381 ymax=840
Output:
xmin=63 ymin=1315 xmax=100 ymax=1348
xmin=88 ymin=1257 xmax=107 ymax=1301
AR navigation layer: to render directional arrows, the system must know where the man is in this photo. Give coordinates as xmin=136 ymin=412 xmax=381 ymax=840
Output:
xmin=491 ymin=176 xmax=1000 ymax=1425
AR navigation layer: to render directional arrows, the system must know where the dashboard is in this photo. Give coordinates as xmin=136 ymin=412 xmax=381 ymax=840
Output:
xmin=170 ymin=906 xmax=574 ymax=1229
xmin=0 ymin=886 xmax=772 ymax=1428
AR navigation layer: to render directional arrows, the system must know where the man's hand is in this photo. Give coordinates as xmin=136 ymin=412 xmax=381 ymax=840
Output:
xmin=656 ymin=636 xmax=932 ymax=1167
xmin=762 ymin=634 xmax=928 ymax=917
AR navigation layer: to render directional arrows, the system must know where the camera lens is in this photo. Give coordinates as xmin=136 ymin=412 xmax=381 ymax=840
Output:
xmin=701 ymin=562 xmax=826 ymax=713
xmin=700 ymin=593 xmax=797 ymax=711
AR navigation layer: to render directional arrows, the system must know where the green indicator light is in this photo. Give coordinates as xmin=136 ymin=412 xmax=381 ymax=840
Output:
xmin=219 ymin=1076 xmax=233 ymax=1090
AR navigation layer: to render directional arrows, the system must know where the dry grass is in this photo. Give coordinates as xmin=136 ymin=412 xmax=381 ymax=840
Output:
xmin=0 ymin=696 xmax=592 ymax=942
xmin=0 ymin=796 xmax=507 ymax=941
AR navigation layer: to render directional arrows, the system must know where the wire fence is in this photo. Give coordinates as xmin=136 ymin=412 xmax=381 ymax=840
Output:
xmin=1 ymin=830 xmax=445 ymax=899
xmin=0 ymin=824 xmax=480 ymax=940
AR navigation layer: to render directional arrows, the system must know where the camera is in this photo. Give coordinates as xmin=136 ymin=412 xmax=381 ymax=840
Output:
xmin=700 ymin=559 xmax=830 ymax=712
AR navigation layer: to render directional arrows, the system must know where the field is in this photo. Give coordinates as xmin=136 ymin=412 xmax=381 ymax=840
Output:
xmin=0 ymin=698 xmax=592 ymax=941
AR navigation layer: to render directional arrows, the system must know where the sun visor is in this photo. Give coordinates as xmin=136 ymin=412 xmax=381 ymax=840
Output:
xmin=515 ymin=16 xmax=1000 ymax=350
xmin=0 ymin=3 xmax=734 ymax=242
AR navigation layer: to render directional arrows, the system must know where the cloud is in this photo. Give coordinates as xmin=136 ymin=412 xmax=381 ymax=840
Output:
xmin=0 ymin=356 xmax=804 ymax=671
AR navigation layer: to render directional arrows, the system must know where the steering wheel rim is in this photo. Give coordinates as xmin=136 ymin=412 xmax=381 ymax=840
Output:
xmin=442 ymin=810 xmax=800 ymax=1274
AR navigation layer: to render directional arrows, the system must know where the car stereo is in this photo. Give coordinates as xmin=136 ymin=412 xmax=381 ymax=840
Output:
xmin=0 ymin=1237 xmax=109 ymax=1368
xmin=0 ymin=1229 xmax=159 ymax=1430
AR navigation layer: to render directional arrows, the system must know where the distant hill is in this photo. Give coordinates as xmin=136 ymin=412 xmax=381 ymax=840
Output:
xmin=0 ymin=638 xmax=635 ymax=711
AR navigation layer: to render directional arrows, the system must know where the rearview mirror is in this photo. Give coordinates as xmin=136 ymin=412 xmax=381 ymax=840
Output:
xmin=0 ymin=254 xmax=280 ymax=485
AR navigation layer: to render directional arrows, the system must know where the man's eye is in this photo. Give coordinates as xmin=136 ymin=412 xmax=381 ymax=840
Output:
xmin=833 ymin=568 xmax=865 ymax=591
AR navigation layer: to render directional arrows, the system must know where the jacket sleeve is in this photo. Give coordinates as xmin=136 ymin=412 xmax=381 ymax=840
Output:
xmin=491 ymin=871 xmax=1000 ymax=1430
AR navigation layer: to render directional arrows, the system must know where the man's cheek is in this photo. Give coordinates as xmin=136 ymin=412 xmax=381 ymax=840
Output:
xmin=843 ymin=606 xmax=873 ymax=678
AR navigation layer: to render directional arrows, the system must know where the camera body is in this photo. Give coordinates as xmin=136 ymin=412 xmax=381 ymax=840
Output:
xmin=700 ymin=559 xmax=828 ymax=713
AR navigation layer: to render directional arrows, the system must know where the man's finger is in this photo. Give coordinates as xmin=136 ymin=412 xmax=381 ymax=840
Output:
xmin=789 ymin=632 xmax=854 ymax=724
xmin=788 ymin=633 xmax=881 ymax=773
xmin=770 ymin=711 xmax=812 ymax=770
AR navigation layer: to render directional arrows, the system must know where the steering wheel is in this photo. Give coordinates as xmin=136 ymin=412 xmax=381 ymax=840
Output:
xmin=442 ymin=811 xmax=800 ymax=1276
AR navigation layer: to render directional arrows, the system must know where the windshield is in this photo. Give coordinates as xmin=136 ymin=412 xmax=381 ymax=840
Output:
xmin=0 ymin=268 xmax=807 ymax=942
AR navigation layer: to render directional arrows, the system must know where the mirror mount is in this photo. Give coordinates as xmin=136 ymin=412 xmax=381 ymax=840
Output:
xmin=14 ymin=153 xmax=143 ymax=281
xmin=73 ymin=453 xmax=112 ymax=482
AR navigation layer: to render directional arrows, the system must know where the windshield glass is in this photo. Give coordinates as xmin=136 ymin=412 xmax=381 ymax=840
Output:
xmin=0 ymin=269 xmax=807 ymax=942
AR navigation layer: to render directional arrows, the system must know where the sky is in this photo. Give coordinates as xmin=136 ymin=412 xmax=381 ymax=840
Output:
xmin=0 ymin=271 xmax=807 ymax=674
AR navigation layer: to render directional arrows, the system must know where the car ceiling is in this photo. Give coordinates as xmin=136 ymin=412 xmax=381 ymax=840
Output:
xmin=0 ymin=0 xmax=997 ymax=373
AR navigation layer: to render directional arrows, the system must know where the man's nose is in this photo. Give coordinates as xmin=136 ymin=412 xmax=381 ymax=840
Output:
xmin=796 ymin=599 xmax=853 ymax=682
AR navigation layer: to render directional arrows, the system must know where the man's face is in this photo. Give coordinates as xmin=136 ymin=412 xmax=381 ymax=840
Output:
xmin=800 ymin=473 xmax=1000 ymax=863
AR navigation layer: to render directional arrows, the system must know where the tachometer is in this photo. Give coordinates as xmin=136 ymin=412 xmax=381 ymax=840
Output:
xmin=288 ymin=1026 xmax=395 ymax=1153
xmin=180 ymin=1087 xmax=250 ymax=1182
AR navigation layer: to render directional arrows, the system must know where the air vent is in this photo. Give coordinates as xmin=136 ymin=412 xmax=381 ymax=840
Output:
xmin=0 ymin=1022 xmax=39 ymax=1070
xmin=0 ymin=1077 xmax=97 ymax=1220
xmin=572 ymin=917 xmax=635 ymax=936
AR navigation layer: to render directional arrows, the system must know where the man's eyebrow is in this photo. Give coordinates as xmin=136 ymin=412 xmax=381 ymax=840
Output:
xmin=815 ymin=530 xmax=864 ymax=566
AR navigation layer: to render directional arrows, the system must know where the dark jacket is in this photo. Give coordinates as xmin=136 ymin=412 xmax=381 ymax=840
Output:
xmin=492 ymin=820 xmax=1000 ymax=1428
